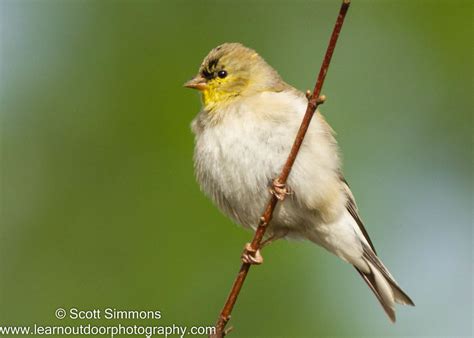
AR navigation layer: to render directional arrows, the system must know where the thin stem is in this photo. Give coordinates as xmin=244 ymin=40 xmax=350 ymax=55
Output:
xmin=211 ymin=1 xmax=351 ymax=336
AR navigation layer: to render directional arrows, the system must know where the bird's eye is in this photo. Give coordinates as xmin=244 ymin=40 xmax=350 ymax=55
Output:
xmin=217 ymin=70 xmax=227 ymax=79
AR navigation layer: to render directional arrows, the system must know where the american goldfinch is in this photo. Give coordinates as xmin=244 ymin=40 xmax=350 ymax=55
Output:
xmin=185 ymin=42 xmax=414 ymax=322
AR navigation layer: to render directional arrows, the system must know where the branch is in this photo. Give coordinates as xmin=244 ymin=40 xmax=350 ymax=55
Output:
xmin=211 ymin=1 xmax=351 ymax=336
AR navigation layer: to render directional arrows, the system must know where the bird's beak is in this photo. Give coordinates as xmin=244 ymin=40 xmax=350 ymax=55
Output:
xmin=184 ymin=75 xmax=207 ymax=91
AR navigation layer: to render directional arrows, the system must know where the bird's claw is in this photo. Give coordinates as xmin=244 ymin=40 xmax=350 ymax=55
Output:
xmin=270 ymin=179 xmax=291 ymax=201
xmin=241 ymin=243 xmax=263 ymax=265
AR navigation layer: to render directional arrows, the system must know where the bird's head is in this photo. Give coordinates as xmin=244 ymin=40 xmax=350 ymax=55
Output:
xmin=184 ymin=43 xmax=285 ymax=111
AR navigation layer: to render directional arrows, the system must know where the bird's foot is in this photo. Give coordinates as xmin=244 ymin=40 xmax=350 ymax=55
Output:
xmin=241 ymin=243 xmax=263 ymax=265
xmin=270 ymin=179 xmax=291 ymax=201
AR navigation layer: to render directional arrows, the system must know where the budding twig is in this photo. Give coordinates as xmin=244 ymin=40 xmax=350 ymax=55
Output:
xmin=210 ymin=1 xmax=351 ymax=336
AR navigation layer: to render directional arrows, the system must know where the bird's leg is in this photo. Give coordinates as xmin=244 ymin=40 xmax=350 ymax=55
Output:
xmin=260 ymin=228 xmax=290 ymax=248
xmin=241 ymin=228 xmax=289 ymax=265
xmin=270 ymin=178 xmax=292 ymax=201
xmin=241 ymin=243 xmax=263 ymax=265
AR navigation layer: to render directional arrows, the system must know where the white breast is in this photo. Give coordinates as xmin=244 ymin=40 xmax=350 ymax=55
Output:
xmin=191 ymin=91 xmax=344 ymax=233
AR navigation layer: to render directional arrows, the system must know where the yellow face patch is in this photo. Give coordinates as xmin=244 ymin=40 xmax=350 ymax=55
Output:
xmin=201 ymin=77 xmax=237 ymax=109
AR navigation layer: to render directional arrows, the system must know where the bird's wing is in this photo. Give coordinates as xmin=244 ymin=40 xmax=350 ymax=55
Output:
xmin=339 ymin=174 xmax=377 ymax=254
xmin=339 ymin=175 xmax=415 ymax=320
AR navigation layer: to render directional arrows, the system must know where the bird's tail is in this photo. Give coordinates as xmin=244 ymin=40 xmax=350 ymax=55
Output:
xmin=355 ymin=244 xmax=415 ymax=322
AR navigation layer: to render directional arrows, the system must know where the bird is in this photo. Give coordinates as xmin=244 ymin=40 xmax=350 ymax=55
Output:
xmin=185 ymin=42 xmax=414 ymax=322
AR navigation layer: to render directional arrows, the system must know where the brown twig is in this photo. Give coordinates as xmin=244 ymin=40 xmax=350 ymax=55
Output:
xmin=210 ymin=1 xmax=351 ymax=336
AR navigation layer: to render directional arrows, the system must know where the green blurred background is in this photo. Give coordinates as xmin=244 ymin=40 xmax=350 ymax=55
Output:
xmin=1 ymin=0 xmax=472 ymax=337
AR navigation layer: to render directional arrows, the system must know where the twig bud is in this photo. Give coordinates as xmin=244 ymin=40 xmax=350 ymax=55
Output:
xmin=317 ymin=95 xmax=326 ymax=104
